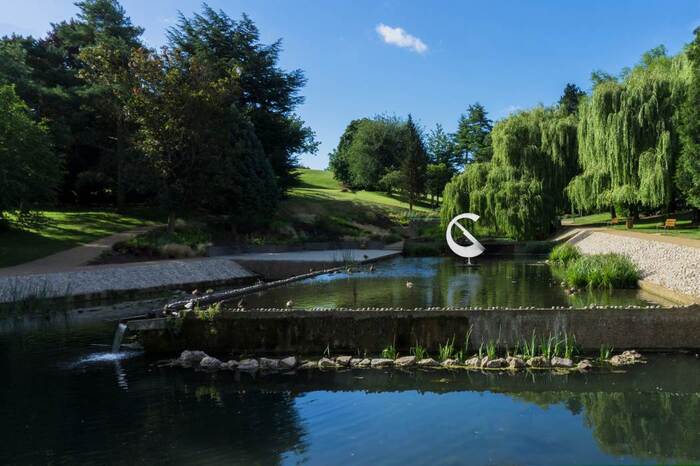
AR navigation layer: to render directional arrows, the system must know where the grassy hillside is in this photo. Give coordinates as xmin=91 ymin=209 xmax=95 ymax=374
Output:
xmin=289 ymin=169 xmax=436 ymax=212
xmin=257 ymin=169 xmax=439 ymax=245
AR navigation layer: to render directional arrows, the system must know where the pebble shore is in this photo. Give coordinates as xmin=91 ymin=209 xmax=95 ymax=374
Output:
xmin=574 ymin=232 xmax=700 ymax=299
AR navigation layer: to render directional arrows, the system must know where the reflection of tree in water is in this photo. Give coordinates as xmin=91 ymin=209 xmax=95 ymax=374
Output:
xmin=512 ymin=390 xmax=700 ymax=463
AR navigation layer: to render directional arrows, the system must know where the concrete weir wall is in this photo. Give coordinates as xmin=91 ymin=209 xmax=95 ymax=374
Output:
xmin=129 ymin=305 xmax=700 ymax=354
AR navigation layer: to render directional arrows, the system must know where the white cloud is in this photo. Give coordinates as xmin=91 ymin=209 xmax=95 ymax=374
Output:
xmin=503 ymin=105 xmax=522 ymax=115
xmin=375 ymin=23 xmax=427 ymax=54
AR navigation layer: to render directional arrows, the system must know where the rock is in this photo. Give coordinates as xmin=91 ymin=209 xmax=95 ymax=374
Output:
xmin=199 ymin=356 xmax=223 ymax=370
xmin=298 ymin=361 xmax=317 ymax=370
xmin=550 ymin=357 xmax=574 ymax=368
xmin=178 ymin=350 xmax=208 ymax=367
xmin=357 ymin=358 xmax=372 ymax=367
xmin=221 ymin=360 xmax=239 ymax=370
xmin=394 ymin=355 xmax=416 ymax=367
xmin=417 ymin=358 xmax=439 ymax=367
xmin=259 ymin=357 xmax=280 ymax=370
xmin=464 ymin=357 xmax=481 ymax=368
xmin=318 ymin=358 xmax=337 ymax=369
xmin=335 ymin=355 xmax=353 ymax=367
xmin=441 ymin=358 xmax=460 ymax=368
xmin=237 ymin=358 xmax=259 ymax=371
xmin=526 ymin=356 xmax=550 ymax=368
xmin=280 ymin=356 xmax=297 ymax=369
xmin=507 ymin=356 xmax=526 ymax=369
xmin=485 ymin=358 xmax=508 ymax=369
xmin=371 ymin=358 xmax=394 ymax=368
xmin=349 ymin=358 xmax=363 ymax=367
xmin=577 ymin=359 xmax=593 ymax=371
xmin=480 ymin=356 xmax=490 ymax=368
xmin=610 ymin=350 xmax=645 ymax=366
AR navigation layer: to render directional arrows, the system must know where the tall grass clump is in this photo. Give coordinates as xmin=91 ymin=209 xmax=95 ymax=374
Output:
xmin=410 ymin=344 xmax=428 ymax=361
xmin=382 ymin=344 xmax=397 ymax=360
xmin=548 ymin=243 xmax=581 ymax=265
xmin=564 ymin=253 xmax=640 ymax=289
xmin=438 ymin=337 xmax=456 ymax=361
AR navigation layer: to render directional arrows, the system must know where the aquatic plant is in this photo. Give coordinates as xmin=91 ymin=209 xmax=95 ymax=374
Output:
xmin=382 ymin=344 xmax=397 ymax=360
xmin=194 ymin=302 xmax=221 ymax=321
xmin=486 ymin=340 xmax=498 ymax=360
xmin=561 ymin=332 xmax=577 ymax=359
xmin=564 ymin=253 xmax=640 ymax=289
xmin=548 ymin=243 xmax=581 ymax=265
xmin=438 ymin=337 xmax=456 ymax=361
xmin=599 ymin=344 xmax=614 ymax=363
xmin=522 ymin=330 xmax=538 ymax=359
xmin=410 ymin=344 xmax=429 ymax=361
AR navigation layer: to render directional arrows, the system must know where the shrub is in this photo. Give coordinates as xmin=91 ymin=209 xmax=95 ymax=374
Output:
xmin=564 ymin=253 xmax=640 ymax=289
xmin=549 ymin=243 xmax=581 ymax=265
xmin=114 ymin=224 xmax=211 ymax=258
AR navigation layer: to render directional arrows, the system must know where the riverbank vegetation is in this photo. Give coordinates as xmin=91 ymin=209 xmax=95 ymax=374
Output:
xmin=549 ymin=245 xmax=641 ymax=289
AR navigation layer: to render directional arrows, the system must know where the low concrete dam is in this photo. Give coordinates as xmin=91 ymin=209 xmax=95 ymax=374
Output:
xmin=128 ymin=305 xmax=700 ymax=354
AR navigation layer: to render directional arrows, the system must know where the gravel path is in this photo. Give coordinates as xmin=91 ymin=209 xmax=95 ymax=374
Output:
xmin=574 ymin=232 xmax=700 ymax=298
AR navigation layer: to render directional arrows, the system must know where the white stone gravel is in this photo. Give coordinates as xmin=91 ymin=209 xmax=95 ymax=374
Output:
xmin=574 ymin=232 xmax=700 ymax=298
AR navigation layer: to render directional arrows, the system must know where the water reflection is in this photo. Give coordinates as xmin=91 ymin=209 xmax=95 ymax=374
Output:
xmin=244 ymin=256 xmax=664 ymax=309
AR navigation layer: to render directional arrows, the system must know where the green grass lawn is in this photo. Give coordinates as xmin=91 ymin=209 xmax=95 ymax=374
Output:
xmin=289 ymin=169 xmax=437 ymax=213
xmin=564 ymin=211 xmax=700 ymax=241
xmin=0 ymin=209 xmax=159 ymax=268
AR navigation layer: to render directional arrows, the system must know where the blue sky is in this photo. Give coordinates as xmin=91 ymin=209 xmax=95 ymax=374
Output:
xmin=3 ymin=0 xmax=700 ymax=169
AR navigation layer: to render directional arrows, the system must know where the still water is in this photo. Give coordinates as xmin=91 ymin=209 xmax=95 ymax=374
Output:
xmin=243 ymin=256 xmax=665 ymax=308
xmin=1 ymin=313 xmax=699 ymax=465
xmin=0 ymin=257 xmax=689 ymax=465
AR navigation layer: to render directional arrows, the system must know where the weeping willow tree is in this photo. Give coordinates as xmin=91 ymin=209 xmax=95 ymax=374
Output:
xmin=567 ymin=47 xmax=690 ymax=215
xmin=440 ymin=162 xmax=490 ymax=233
xmin=441 ymin=107 xmax=577 ymax=240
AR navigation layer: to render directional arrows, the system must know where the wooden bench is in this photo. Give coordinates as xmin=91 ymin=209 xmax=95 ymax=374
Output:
xmin=658 ymin=218 xmax=677 ymax=230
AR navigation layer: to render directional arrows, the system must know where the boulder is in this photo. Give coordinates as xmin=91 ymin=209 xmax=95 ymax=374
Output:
xmin=371 ymin=358 xmax=394 ymax=368
xmin=507 ymin=357 xmax=526 ymax=369
xmin=526 ymin=356 xmax=550 ymax=368
xmin=259 ymin=358 xmax=280 ymax=370
xmin=417 ymin=358 xmax=439 ymax=367
xmin=298 ymin=361 xmax=318 ymax=370
xmin=280 ymin=356 xmax=297 ymax=369
xmin=577 ymin=359 xmax=593 ymax=371
xmin=356 ymin=358 xmax=372 ymax=367
xmin=480 ymin=356 xmax=490 ymax=368
xmin=485 ymin=358 xmax=508 ymax=369
xmin=318 ymin=358 xmax=337 ymax=369
xmin=349 ymin=358 xmax=363 ymax=367
xmin=335 ymin=355 xmax=353 ymax=367
xmin=221 ymin=360 xmax=239 ymax=370
xmin=610 ymin=350 xmax=645 ymax=366
xmin=441 ymin=358 xmax=460 ymax=368
xmin=199 ymin=356 xmax=223 ymax=370
xmin=550 ymin=357 xmax=574 ymax=368
xmin=464 ymin=357 xmax=481 ymax=368
xmin=395 ymin=356 xmax=416 ymax=367
xmin=178 ymin=350 xmax=208 ymax=367
xmin=237 ymin=358 xmax=259 ymax=371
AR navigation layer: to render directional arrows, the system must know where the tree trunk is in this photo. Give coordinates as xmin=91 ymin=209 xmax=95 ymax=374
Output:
xmin=115 ymin=116 xmax=126 ymax=211
xmin=610 ymin=205 xmax=616 ymax=219
xmin=693 ymin=208 xmax=700 ymax=225
xmin=167 ymin=211 xmax=176 ymax=234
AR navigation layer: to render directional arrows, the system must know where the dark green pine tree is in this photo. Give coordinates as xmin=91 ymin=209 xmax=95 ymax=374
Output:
xmin=558 ymin=83 xmax=585 ymax=115
xmin=454 ymin=102 xmax=493 ymax=165
xmin=401 ymin=115 xmax=429 ymax=211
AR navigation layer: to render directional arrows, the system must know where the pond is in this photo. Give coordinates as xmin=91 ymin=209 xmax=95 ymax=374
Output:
xmin=242 ymin=256 xmax=666 ymax=308
xmin=1 ymin=310 xmax=699 ymax=465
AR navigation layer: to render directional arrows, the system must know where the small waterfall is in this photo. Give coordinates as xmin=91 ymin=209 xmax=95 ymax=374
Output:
xmin=111 ymin=323 xmax=128 ymax=353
